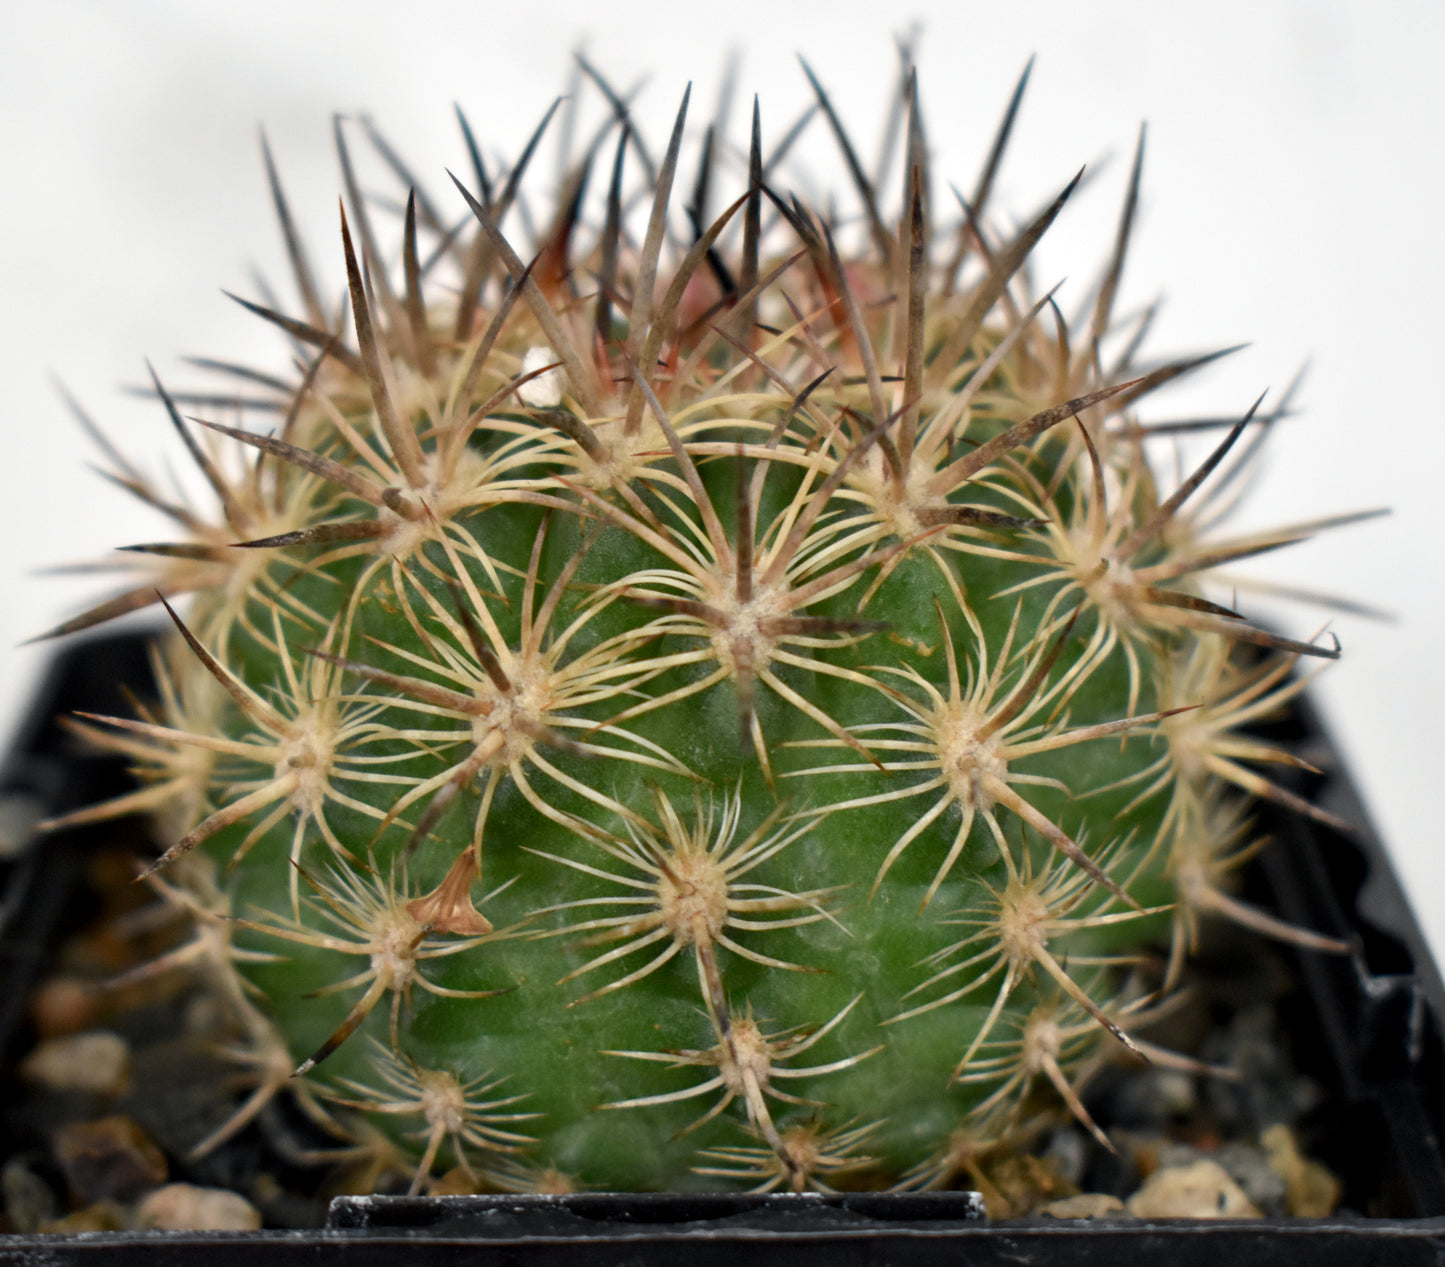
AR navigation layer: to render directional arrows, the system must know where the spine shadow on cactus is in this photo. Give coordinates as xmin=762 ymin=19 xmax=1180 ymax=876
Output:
xmin=40 ymin=52 xmax=1364 ymax=1197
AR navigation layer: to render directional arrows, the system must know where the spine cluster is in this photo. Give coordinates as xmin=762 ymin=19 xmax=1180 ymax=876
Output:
xmin=46 ymin=56 xmax=1360 ymax=1194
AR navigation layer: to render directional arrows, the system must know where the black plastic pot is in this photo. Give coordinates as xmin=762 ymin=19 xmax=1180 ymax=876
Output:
xmin=2 ymin=631 xmax=1444 ymax=1264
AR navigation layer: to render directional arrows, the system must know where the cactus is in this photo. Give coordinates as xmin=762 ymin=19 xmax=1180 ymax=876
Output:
xmin=45 ymin=57 xmax=1363 ymax=1196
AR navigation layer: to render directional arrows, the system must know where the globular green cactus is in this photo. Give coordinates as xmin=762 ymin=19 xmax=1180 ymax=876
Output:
xmin=47 ymin=57 xmax=1363 ymax=1196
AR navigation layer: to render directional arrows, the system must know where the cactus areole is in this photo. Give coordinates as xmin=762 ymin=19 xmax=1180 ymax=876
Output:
xmin=47 ymin=58 xmax=1365 ymax=1196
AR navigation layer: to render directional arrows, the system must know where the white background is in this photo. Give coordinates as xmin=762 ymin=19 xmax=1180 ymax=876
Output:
xmin=2 ymin=1 xmax=1441 ymax=963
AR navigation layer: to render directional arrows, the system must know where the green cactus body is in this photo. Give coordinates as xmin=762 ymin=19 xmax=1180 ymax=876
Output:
xmin=49 ymin=61 xmax=1354 ymax=1196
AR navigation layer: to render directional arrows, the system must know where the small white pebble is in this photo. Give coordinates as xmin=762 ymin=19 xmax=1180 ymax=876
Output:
xmin=1126 ymin=1159 xmax=1262 ymax=1219
xmin=134 ymin=1183 xmax=262 ymax=1232
xmin=517 ymin=347 xmax=564 ymax=408
xmin=19 ymin=1030 xmax=131 ymax=1096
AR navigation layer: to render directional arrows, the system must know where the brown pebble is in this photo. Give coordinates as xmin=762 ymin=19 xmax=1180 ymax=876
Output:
xmin=29 ymin=977 xmax=101 ymax=1038
xmin=135 ymin=1184 xmax=262 ymax=1232
xmin=429 ymin=1167 xmax=483 ymax=1196
xmin=988 ymin=1152 xmax=1075 ymax=1216
xmin=1127 ymin=1159 xmax=1262 ymax=1219
xmin=53 ymin=1116 xmax=167 ymax=1205
xmin=1262 ymin=1124 xmax=1341 ymax=1218
xmin=20 ymin=1030 xmax=132 ymax=1097
xmin=39 ymin=1200 xmax=130 ymax=1234
xmin=1042 ymin=1193 xmax=1130 ymax=1219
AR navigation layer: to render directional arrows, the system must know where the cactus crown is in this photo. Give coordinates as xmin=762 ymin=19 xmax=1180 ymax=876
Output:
xmin=47 ymin=54 xmax=1360 ymax=1196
